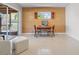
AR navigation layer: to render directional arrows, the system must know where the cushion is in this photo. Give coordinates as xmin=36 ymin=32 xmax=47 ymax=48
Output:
xmin=0 ymin=37 xmax=3 ymax=41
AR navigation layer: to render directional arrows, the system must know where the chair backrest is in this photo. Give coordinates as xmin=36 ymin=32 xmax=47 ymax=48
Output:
xmin=53 ymin=25 xmax=55 ymax=30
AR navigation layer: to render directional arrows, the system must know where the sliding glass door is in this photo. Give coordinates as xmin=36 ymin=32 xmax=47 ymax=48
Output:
xmin=0 ymin=4 xmax=8 ymax=40
xmin=0 ymin=4 xmax=19 ymax=40
xmin=7 ymin=11 xmax=18 ymax=40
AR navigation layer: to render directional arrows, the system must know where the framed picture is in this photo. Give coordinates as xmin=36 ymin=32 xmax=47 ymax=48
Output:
xmin=34 ymin=12 xmax=54 ymax=19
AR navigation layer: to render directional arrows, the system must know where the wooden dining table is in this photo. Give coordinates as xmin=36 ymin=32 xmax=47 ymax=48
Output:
xmin=35 ymin=25 xmax=55 ymax=36
xmin=37 ymin=26 xmax=51 ymax=30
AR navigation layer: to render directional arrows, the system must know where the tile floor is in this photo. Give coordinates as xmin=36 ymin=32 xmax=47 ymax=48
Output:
xmin=19 ymin=34 xmax=79 ymax=55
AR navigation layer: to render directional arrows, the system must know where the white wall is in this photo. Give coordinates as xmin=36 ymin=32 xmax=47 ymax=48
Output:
xmin=66 ymin=3 xmax=79 ymax=40
xmin=3 ymin=3 xmax=22 ymax=35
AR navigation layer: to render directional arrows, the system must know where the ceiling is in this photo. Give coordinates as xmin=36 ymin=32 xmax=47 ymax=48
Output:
xmin=18 ymin=3 xmax=69 ymax=7
xmin=0 ymin=3 xmax=17 ymax=14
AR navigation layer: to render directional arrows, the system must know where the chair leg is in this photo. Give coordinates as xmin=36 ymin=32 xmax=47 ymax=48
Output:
xmin=52 ymin=31 xmax=55 ymax=37
xmin=34 ymin=31 xmax=37 ymax=37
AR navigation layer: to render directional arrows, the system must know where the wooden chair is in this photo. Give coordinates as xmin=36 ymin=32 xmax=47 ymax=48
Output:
xmin=34 ymin=25 xmax=37 ymax=37
xmin=52 ymin=25 xmax=55 ymax=36
xmin=34 ymin=25 xmax=41 ymax=37
xmin=47 ymin=25 xmax=55 ymax=37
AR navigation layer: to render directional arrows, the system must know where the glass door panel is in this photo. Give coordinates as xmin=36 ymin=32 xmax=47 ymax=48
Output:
xmin=0 ymin=4 xmax=8 ymax=40
xmin=7 ymin=7 xmax=18 ymax=40
xmin=0 ymin=4 xmax=19 ymax=40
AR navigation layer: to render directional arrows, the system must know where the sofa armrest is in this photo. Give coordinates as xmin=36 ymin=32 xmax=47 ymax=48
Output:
xmin=0 ymin=40 xmax=12 ymax=55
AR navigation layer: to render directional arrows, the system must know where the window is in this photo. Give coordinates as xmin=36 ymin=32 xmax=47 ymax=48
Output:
xmin=38 ymin=12 xmax=51 ymax=20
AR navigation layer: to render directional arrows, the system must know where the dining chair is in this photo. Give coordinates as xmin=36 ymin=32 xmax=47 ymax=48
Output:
xmin=47 ymin=25 xmax=55 ymax=37
xmin=52 ymin=25 xmax=55 ymax=36
xmin=34 ymin=25 xmax=41 ymax=37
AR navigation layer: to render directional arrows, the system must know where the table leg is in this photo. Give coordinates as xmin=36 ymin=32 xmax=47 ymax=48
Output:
xmin=2 ymin=36 xmax=5 ymax=40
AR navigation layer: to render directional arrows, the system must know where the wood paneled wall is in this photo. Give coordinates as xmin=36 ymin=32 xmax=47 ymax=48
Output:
xmin=22 ymin=7 xmax=65 ymax=33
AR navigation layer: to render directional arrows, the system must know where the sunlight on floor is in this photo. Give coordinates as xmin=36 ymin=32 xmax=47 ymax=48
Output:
xmin=37 ymin=48 xmax=51 ymax=54
xmin=19 ymin=34 xmax=79 ymax=55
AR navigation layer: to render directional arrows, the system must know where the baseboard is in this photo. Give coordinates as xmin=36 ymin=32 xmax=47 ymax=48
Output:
xmin=22 ymin=32 xmax=66 ymax=35
xmin=22 ymin=33 xmax=34 ymax=35
xmin=66 ymin=33 xmax=79 ymax=41
xmin=55 ymin=33 xmax=66 ymax=34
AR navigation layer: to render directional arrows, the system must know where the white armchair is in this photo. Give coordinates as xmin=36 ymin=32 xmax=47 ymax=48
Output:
xmin=0 ymin=36 xmax=28 ymax=55
xmin=12 ymin=36 xmax=28 ymax=54
xmin=0 ymin=40 xmax=12 ymax=55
